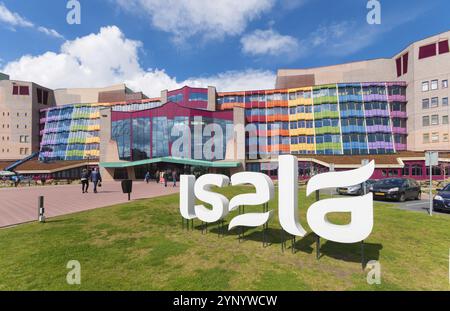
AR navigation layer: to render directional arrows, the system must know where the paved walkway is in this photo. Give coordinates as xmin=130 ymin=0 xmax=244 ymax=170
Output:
xmin=0 ymin=181 xmax=179 ymax=228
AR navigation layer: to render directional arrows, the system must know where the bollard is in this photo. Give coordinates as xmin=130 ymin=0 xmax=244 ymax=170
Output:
xmin=38 ymin=196 xmax=46 ymax=223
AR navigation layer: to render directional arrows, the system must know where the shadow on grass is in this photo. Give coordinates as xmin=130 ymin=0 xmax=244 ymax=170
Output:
xmin=190 ymin=220 xmax=382 ymax=266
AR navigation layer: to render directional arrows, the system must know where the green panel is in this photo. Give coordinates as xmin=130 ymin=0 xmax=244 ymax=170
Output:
xmin=313 ymin=111 xmax=340 ymax=119
xmin=315 ymin=126 xmax=341 ymax=135
xmin=313 ymin=96 xmax=338 ymax=104
xmin=315 ymin=143 xmax=342 ymax=151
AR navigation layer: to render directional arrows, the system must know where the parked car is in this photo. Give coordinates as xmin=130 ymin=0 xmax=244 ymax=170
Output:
xmin=370 ymin=178 xmax=421 ymax=202
xmin=433 ymin=184 xmax=450 ymax=212
xmin=337 ymin=180 xmax=377 ymax=196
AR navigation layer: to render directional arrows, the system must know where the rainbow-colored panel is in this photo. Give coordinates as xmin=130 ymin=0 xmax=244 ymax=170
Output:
xmin=217 ymin=81 xmax=407 ymax=157
xmin=39 ymin=100 xmax=162 ymax=161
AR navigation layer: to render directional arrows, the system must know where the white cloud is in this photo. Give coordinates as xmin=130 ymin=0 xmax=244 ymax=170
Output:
xmin=2 ymin=26 xmax=275 ymax=97
xmin=115 ymin=0 xmax=275 ymax=43
xmin=0 ymin=2 xmax=33 ymax=27
xmin=241 ymin=29 xmax=299 ymax=58
xmin=37 ymin=26 xmax=64 ymax=39
xmin=0 ymin=2 xmax=63 ymax=39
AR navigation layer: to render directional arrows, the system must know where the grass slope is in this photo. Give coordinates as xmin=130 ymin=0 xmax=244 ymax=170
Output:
xmin=0 ymin=186 xmax=449 ymax=290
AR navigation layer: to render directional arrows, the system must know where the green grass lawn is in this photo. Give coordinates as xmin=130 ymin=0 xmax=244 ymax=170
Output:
xmin=0 ymin=186 xmax=449 ymax=290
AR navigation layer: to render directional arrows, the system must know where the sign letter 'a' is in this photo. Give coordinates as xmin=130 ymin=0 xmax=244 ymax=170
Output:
xmin=306 ymin=161 xmax=375 ymax=243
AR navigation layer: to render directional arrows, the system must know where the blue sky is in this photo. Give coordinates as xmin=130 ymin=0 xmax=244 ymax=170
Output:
xmin=0 ymin=0 xmax=449 ymax=96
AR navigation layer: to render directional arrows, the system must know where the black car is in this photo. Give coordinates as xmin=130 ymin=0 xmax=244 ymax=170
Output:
xmin=370 ymin=178 xmax=421 ymax=202
xmin=433 ymin=184 xmax=450 ymax=212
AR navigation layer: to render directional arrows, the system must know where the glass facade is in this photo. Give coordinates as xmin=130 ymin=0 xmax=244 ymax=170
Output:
xmin=111 ymin=102 xmax=233 ymax=161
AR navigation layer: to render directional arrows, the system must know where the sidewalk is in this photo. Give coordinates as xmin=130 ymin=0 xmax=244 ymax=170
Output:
xmin=0 ymin=181 xmax=179 ymax=228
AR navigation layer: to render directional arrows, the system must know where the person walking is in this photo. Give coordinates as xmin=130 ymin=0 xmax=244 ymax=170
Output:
xmin=144 ymin=171 xmax=151 ymax=184
xmin=172 ymin=170 xmax=177 ymax=187
xmin=160 ymin=170 xmax=165 ymax=184
xmin=155 ymin=170 xmax=160 ymax=183
xmin=164 ymin=170 xmax=168 ymax=187
xmin=91 ymin=167 xmax=102 ymax=194
xmin=81 ymin=168 xmax=90 ymax=193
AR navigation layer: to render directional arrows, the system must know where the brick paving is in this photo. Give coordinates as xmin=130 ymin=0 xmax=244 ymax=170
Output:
xmin=0 ymin=181 xmax=179 ymax=228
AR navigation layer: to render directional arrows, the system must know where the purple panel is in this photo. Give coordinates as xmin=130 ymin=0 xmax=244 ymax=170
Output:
xmin=390 ymin=111 xmax=407 ymax=118
xmin=393 ymin=127 xmax=407 ymax=134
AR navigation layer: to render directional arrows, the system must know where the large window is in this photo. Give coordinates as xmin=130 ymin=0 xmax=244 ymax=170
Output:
xmin=422 ymin=98 xmax=430 ymax=109
xmin=443 ymin=115 xmax=449 ymax=125
xmin=442 ymin=97 xmax=448 ymax=107
xmin=443 ymin=80 xmax=448 ymax=89
xmin=422 ymin=81 xmax=429 ymax=92
xmin=423 ymin=133 xmax=430 ymax=143
xmin=439 ymin=40 xmax=449 ymax=54
xmin=112 ymin=119 xmax=131 ymax=160
xmin=419 ymin=43 xmax=437 ymax=59
xmin=422 ymin=116 xmax=430 ymax=126
xmin=189 ymin=92 xmax=208 ymax=102
xmin=12 ymin=85 xmax=30 ymax=95
xmin=152 ymin=117 xmax=169 ymax=158
xmin=132 ymin=117 xmax=151 ymax=160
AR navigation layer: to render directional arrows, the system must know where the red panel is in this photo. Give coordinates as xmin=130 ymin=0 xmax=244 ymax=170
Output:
xmin=439 ymin=40 xmax=449 ymax=54
xmin=395 ymin=57 xmax=402 ymax=77
xmin=402 ymin=53 xmax=409 ymax=75
xmin=419 ymin=43 xmax=437 ymax=59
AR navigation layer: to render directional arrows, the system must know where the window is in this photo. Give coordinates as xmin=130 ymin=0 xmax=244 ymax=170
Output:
xmin=431 ymin=115 xmax=439 ymax=125
xmin=411 ymin=165 xmax=423 ymax=176
xmin=37 ymin=88 xmax=42 ymax=104
xmin=422 ymin=116 xmax=430 ymax=126
xmin=19 ymin=86 xmax=29 ymax=95
xmin=422 ymin=98 xmax=430 ymax=109
xmin=431 ymin=80 xmax=438 ymax=90
xmin=19 ymin=135 xmax=29 ymax=143
xmin=443 ymin=80 xmax=448 ymax=89
xmin=423 ymin=133 xmax=430 ymax=143
xmin=422 ymin=81 xmax=429 ymax=92
xmin=439 ymin=40 xmax=449 ymax=54
xmin=443 ymin=97 xmax=449 ymax=106
xmin=444 ymin=133 xmax=449 ymax=142
xmin=431 ymin=97 xmax=439 ymax=108
xmin=431 ymin=132 xmax=439 ymax=143
xmin=402 ymin=53 xmax=409 ymax=74
xmin=443 ymin=115 xmax=449 ymax=125
xmin=402 ymin=164 xmax=410 ymax=176
xmin=419 ymin=43 xmax=437 ymax=59
xmin=12 ymin=85 xmax=19 ymax=95
xmin=396 ymin=57 xmax=402 ymax=77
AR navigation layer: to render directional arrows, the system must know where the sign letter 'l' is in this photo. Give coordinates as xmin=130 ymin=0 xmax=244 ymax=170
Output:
xmin=278 ymin=155 xmax=307 ymax=237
